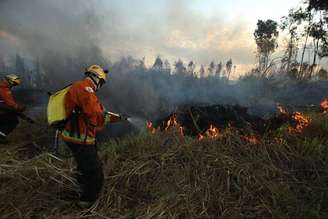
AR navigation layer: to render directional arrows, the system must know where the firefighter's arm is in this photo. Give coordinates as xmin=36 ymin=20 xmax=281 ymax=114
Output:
xmin=78 ymin=87 xmax=105 ymax=128
xmin=0 ymin=87 xmax=20 ymax=110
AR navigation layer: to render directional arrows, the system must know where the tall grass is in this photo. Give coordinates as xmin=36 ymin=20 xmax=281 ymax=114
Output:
xmin=1 ymin=113 xmax=328 ymax=218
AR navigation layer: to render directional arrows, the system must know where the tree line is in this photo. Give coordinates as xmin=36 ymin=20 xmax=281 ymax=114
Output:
xmin=253 ymin=0 xmax=328 ymax=80
xmin=151 ymin=56 xmax=234 ymax=79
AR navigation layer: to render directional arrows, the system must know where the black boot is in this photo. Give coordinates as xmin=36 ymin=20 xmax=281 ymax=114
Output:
xmin=0 ymin=132 xmax=8 ymax=144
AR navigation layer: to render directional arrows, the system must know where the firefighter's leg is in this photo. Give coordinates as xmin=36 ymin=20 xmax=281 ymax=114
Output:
xmin=67 ymin=142 xmax=104 ymax=202
xmin=0 ymin=113 xmax=19 ymax=136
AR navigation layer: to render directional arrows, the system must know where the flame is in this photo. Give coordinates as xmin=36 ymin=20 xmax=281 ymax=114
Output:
xmin=147 ymin=116 xmax=184 ymax=137
xmin=179 ymin=126 xmax=184 ymax=136
xmin=146 ymin=121 xmax=156 ymax=134
xmin=165 ymin=115 xmax=179 ymax=130
xmin=198 ymin=125 xmax=220 ymax=140
xmin=162 ymin=115 xmax=185 ymax=137
xmin=205 ymin=125 xmax=220 ymax=139
xmin=197 ymin=133 xmax=205 ymax=140
xmin=288 ymin=112 xmax=311 ymax=134
xmin=242 ymin=134 xmax=261 ymax=145
xmin=321 ymin=99 xmax=328 ymax=114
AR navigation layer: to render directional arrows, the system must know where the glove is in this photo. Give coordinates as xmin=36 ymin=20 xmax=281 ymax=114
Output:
xmin=104 ymin=113 xmax=111 ymax=123
xmin=104 ymin=112 xmax=121 ymax=123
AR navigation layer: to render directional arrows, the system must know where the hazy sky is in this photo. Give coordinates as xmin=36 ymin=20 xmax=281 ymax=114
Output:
xmin=97 ymin=0 xmax=302 ymax=75
xmin=0 ymin=0 xmax=303 ymax=76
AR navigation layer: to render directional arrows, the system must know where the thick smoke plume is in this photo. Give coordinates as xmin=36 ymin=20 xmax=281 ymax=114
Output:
xmin=1 ymin=0 xmax=328 ymax=121
xmin=0 ymin=0 xmax=108 ymax=87
xmin=103 ymin=59 xmax=328 ymax=120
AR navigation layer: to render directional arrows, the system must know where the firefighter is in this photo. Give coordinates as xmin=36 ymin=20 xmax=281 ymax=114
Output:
xmin=61 ymin=64 xmax=121 ymax=208
xmin=0 ymin=74 xmax=25 ymax=144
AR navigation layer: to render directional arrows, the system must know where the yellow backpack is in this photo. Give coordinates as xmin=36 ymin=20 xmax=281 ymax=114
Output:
xmin=47 ymin=85 xmax=71 ymax=129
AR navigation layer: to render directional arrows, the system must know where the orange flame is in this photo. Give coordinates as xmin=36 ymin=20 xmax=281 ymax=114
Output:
xmin=288 ymin=112 xmax=311 ymax=134
xmin=146 ymin=121 xmax=156 ymax=134
xmin=205 ymin=125 xmax=220 ymax=139
xmin=197 ymin=133 xmax=205 ymax=140
xmin=165 ymin=115 xmax=179 ymax=130
xmin=242 ymin=134 xmax=261 ymax=145
xmin=179 ymin=126 xmax=184 ymax=136
xmin=198 ymin=125 xmax=220 ymax=140
xmin=163 ymin=115 xmax=185 ymax=137
xmin=321 ymin=99 xmax=328 ymax=114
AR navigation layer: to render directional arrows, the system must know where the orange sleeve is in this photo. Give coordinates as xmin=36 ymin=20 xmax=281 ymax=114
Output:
xmin=0 ymin=86 xmax=19 ymax=109
xmin=76 ymin=86 xmax=105 ymax=128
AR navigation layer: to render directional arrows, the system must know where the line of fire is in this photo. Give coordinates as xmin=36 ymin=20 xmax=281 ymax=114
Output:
xmin=147 ymin=101 xmax=327 ymax=144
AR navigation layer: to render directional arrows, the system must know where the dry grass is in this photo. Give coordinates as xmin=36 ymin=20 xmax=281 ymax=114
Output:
xmin=1 ymin=113 xmax=328 ymax=218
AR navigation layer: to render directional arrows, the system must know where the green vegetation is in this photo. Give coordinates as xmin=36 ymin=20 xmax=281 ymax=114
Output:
xmin=1 ymin=113 xmax=328 ymax=218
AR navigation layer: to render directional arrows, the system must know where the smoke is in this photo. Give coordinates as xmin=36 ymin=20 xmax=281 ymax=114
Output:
xmin=99 ymin=56 xmax=328 ymax=120
xmin=0 ymin=30 xmax=18 ymax=44
xmin=0 ymin=0 xmax=102 ymax=53
xmin=0 ymin=0 xmax=108 ymax=86
xmin=1 ymin=0 xmax=328 ymax=122
xmin=98 ymin=0 xmax=256 ymax=70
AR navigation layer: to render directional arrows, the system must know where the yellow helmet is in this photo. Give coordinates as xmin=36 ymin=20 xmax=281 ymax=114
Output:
xmin=85 ymin=64 xmax=108 ymax=82
xmin=5 ymin=74 xmax=21 ymax=86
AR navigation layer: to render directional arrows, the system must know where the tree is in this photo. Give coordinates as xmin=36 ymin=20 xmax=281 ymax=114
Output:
xmin=308 ymin=0 xmax=328 ymax=11
xmin=216 ymin=62 xmax=223 ymax=77
xmin=187 ymin=61 xmax=195 ymax=75
xmin=137 ymin=57 xmax=146 ymax=70
xmin=15 ymin=54 xmax=28 ymax=87
xmin=307 ymin=0 xmax=328 ymax=64
xmin=308 ymin=20 xmax=327 ymax=76
xmin=225 ymin=59 xmax=233 ymax=80
xmin=318 ymin=68 xmax=328 ymax=79
xmin=319 ymin=42 xmax=328 ymax=57
xmin=174 ymin=59 xmax=186 ymax=74
xmin=280 ymin=9 xmax=302 ymax=74
xmin=280 ymin=7 xmax=311 ymax=79
xmin=33 ymin=57 xmax=41 ymax=88
xmin=280 ymin=2 xmax=328 ymax=80
xmin=152 ymin=56 xmax=163 ymax=70
xmin=208 ymin=61 xmax=215 ymax=76
xmin=298 ymin=11 xmax=314 ymax=79
xmin=199 ymin=65 xmax=205 ymax=78
xmin=163 ymin=60 xmax=171 ymax=74
xmin=0 ymin=55 xmax=6 ymax=73
xmin=254 ymin=19 xmax=279 ymax=72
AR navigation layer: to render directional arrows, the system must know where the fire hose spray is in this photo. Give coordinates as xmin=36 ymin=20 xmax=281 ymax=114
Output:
xmin=105 ymin=111 xmax=147 ymax=131
xmin=128 ymin=117 xmax=148 ymax=130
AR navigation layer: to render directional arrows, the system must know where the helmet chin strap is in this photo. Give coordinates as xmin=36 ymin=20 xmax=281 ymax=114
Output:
xmin=6 ymin=79 xmax=15 ymax=88
xmin=88 ymin=74 xmax=101 ymax=91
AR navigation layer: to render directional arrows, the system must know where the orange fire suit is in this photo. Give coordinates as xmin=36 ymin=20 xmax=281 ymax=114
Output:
xmin=61 ymin=79 xmax=105 ymax=145
xmin=0 ymin=79 xmax=19 ymax=110
xmin=0 ymin=79 xmax=20 ymax=136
